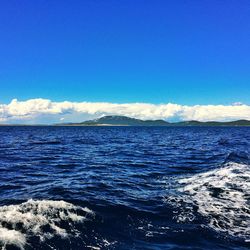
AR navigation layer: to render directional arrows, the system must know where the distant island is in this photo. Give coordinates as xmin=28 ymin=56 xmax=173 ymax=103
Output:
xmin=55 ymin=115 xmax=250 ymax=126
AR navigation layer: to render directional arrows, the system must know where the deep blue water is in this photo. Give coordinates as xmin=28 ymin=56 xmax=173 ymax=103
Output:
xmin=0 ymin=126 xmax=249 ymax=250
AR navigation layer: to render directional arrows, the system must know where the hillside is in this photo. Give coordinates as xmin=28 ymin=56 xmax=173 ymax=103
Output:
xmin=57 ymin=116 xmax=250 ymax=126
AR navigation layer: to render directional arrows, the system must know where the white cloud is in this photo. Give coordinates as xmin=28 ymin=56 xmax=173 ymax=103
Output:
xmin=0 ymin=98 xmax=250 ymax=124
xmin=232 ymin=102 xmax=244 ymax=106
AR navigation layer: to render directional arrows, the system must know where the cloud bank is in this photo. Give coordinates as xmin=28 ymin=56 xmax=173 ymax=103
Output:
xmin=0 ymin=98 xmax=250 ymax=124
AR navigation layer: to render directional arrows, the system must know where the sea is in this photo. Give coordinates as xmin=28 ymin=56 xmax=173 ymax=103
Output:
xmin=0 ymin=126 xmax=249 ymax=250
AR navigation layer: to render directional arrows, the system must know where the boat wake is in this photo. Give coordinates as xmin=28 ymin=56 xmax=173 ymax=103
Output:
xmin=165 ymin=162 xmax=250 ymax=242
xmin=0 ymin=199 xmax=94 ymax=249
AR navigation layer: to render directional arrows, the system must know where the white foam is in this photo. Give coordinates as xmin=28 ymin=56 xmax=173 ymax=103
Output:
xmin=0 ymin=199 xmax=94 ymax=249
xmin=0 ymin=227 xmax=26 ymax=250
xmin=165 ymin=162 xmax=250 ymax=241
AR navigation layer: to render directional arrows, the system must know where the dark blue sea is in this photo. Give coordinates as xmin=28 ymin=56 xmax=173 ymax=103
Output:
xmin=0 ymin=126 xmax=249 ymax=250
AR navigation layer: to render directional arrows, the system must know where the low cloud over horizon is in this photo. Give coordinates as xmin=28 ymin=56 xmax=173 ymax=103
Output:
xmin=0 ymin=98 xmax=250 ymax=124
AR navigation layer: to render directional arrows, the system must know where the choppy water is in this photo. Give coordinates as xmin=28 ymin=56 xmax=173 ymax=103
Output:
xmin=0 ymin=126 xmax=249 ymax=250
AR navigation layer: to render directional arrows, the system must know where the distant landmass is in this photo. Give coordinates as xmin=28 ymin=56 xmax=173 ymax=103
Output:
xmin=56 ymin=115 xmax=250 ymax=126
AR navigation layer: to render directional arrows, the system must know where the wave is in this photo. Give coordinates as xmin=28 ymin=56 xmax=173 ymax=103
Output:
xmin=165 ymin=162 xmax=250 ymax=242
xmin=30 ymin=140 xmax=62 ymax=145
xmin=0 ymin=199 xmax=94 ymax=249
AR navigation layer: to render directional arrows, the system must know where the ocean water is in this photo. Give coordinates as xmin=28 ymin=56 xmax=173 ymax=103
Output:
xmin=0 ymin=126 xmax=249 ymax=250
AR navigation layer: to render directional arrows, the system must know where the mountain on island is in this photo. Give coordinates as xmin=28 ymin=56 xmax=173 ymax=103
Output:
xmin=58 ymin=115 xmax=250 ymax=126
xmin=81 ymin=115 xmax=170 ymax=126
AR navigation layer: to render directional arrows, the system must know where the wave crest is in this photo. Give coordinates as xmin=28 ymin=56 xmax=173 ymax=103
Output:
xmin=0 ymin=199 xmax=94 ymax=249
xmin=165 ymin=162 xmax=250 ymax=241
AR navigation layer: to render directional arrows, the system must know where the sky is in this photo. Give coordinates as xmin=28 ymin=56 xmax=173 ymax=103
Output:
xmin=0 ymin=0 xmax=250 ymax=123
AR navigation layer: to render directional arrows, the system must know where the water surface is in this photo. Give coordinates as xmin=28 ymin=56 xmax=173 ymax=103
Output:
xmin=0 ymin=126 xmax=249 ymax=249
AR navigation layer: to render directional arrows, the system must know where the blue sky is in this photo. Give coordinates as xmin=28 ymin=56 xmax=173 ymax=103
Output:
xmin=0 ymin=0 xmax=250 ymax=105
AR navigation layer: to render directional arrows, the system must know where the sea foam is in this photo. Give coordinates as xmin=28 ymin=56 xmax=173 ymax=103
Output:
xmin=165 ymin=162 xmax=250 ymax=241
xmin=0 ymin=199 xmax=94 ymax=249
